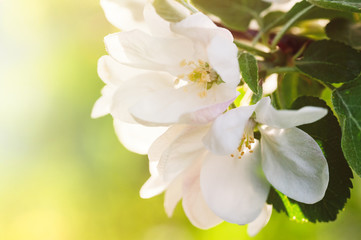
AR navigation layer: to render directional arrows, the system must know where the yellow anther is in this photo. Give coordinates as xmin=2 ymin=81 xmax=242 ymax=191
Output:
xmin=177 ymin=74 xmax=185 ymax=79
xmin=241 ymin=152 xmax=244 ymax=156
xmin=198 ymin=90 xmax=207 ymax=98
xmin=180 ymin=59 xmax=187 ymax=67
xmin=249 ymin=150 xmax=254 ymax=153
xmin=179 ymin=58 xmax=222 ymax=97
xmin=230 ymin=154 xmax=234 ymax=157
xmin=174 ymin=78 xmax=180 ymax=85
xmin=237 ymin=145 xmax=243 ymax=152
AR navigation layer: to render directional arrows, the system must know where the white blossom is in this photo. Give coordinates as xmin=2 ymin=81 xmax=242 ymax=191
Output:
xmin=104 ymin=7 xmax=240 ymax=126
xmin=202 ymin=97 xmax=329 ymax=224
xmin=140 ymin=124 xmax=272 ymax=233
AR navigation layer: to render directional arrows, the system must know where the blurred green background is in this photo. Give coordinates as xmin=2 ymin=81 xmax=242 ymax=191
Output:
xmin=0 ymin=0 xmax=360 ymax=239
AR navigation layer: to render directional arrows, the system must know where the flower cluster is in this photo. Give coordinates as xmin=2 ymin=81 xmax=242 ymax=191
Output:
xmin=93 ymin=0 xmax=329 ymax=236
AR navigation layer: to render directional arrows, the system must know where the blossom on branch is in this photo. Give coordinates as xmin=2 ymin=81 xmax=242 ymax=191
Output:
xmin=104 ymin=7 xmax=240 ymax=126
xmin=202 ymin=97 xmax=329 ymax=224
xmin=140 ymin=124 xmax=272 ymax=234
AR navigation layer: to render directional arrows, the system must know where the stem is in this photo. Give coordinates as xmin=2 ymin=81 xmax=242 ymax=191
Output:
xmin=267 ymin=67 xmax=299 ymax=75
xmin=271 ymin=5 xmax=315 ymax=49
xmin=317 ymin=79 xmax=336 ymax=91
xmin=178 ymin=0 xmax=198 ymax=13
xmin=234 ymin=41 xmax=273 ymax=59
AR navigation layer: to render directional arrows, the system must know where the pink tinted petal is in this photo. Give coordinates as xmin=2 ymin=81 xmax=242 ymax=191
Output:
xmin=130 ymin=84 xmax=236 ymax=126
xmin=182 ymin=157 xmax=223 ymax=229
xmin=179 ymin=98 xmax=235 ymax=124
xmin=158 ymin=125 xmax=209 ymax=182
xmin=164 ymin=176 xmax=183 ymax=217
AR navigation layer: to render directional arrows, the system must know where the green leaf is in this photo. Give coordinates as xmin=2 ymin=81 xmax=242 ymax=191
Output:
xmin=261 ymin=1 xmax=312 ymax=36
xmin=308 ymin=0 xmax=361 ymax=13
xmin=325 ymin=18 xmax=361 ymax=50
xmin=332 ymin=78 xmax=361 ymax=177
xmin=238 ymin=52 xmax=260 ymax=94
xmin=268 ymin=96 xmax=353 ymax=222
xmin=276 ymin=73 xmax=324 ymax=109
xmin=261 ymin=1 xmax=352 ymax=34
xmin=267 ymin=188 xmax=308 ymax=222
xmin=153 ymin=0 xmax=189 ymax=22
xmin=295 ymin=40 xmax=361 ymax=83
xmin=191 ymin=0 xmax=270 ymax=31
xmin=251 ymin=87 xmax=263 ymax=104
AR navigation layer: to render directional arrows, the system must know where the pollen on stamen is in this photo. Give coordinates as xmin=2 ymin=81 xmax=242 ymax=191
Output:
xmin=174 ymin=78 xmax=180 ymax=86
xmin=179 ymin=59 xmax=187 ymax=67
xmin=177 ymin=74 xmax=185 ymax=79
xmin=230 ymin=154 xmax=234 ymax=157
xmin=198 ymin=90 xmax=207 ymax=98
xmin=178 ymin=59 xmax=223 ymax=98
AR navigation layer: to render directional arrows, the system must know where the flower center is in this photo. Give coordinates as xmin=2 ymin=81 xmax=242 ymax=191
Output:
xmin=230 ymin=119 xmax=256 ymax=159
xmin=178 ymin=59 xmax=224 ymax=97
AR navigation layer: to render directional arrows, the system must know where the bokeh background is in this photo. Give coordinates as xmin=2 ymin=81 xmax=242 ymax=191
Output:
xmin=0 ymin=0 xmax=360 ymax=239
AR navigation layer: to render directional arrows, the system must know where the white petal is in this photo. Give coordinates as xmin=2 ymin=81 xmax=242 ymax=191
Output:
xmin=173 ymin=12 xmax=218 ymax=29
xmin=105 ymin=30 xmax=194 ymax=75
xmin=182 ymin=158 xmax=223 ymax=229
xmin=100 ymin=0 xmax=147 ymax=30
xmin=143 ymin=3 xmax=171 ymax=36
xmin=200 ymin=142 xmax=271 ymax=224
xmin=113 ymin=120 xmax=167 ymax=155
xmin=171 ymin=13 xmax=233 ymax=43
xmin=92 ymin=56 xmax=154 ymax=119
xmin=98 ymin=55 xmax=150 ymax=85
xmin=164 ymin=176 xmax=183 ymax=217
xmin=207 ymin=36 xmax=240 ymax=88
xmin=148 ymin=125 xmax=188 ymax=166
xmin=255 ymin=97 xmax=328 ymax=129
xmin=140 ymin=174 xmax=169 ymax=199
xmin=260 ymin=126 xmax=329 ymax=203
xmin=111 ymin=71 xmax=174 ymax=123
xmin=203 ymin=104 xmax=258 ymax=155
xmin=140 ymin=152 xmax=170 ymax=199
xmin=262 ymin=74 xmax=278 ymax=95
xmin=91 ymin=85 xmax=115 ymax=118
xmin=179 ymin=97 xmax=235 ymax=124
xmin=158 ymin=125 xmax=209 ymax=181
xmin=247 ymin=204 xmax=272 ymax=237
xmin=130 ymin=84 xmax=236 ymax=126
xmin=140 ymin=127 xmax=183 ymax=199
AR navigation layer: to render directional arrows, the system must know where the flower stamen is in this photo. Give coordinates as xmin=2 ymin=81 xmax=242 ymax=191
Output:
xmin=230 ymin=119 xmax=257 ymax=160
xmin=178 ymin=59 xmax=224 ymax=97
